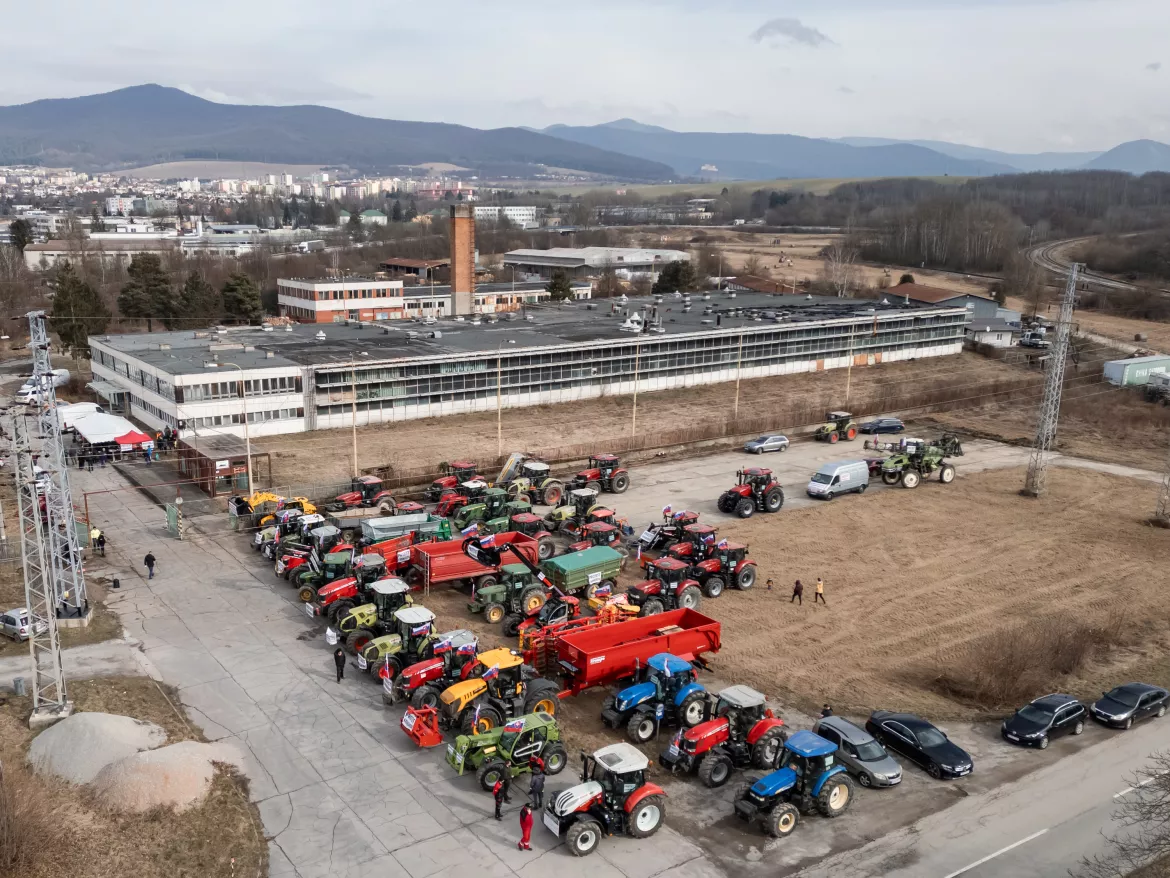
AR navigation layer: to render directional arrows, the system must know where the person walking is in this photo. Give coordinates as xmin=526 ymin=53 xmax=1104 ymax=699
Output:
xmin=821 ymin=704 xmax=833 ymax=718
xmin=144 ymin=552 xmax=156 ymax=579
xmin=814 ymin=577 xmax=826 ymax=605
xmin=96 ymin=531 xmax=106 ymax=557
xmin=86 ymin=452 xmax=94 ymax=472
xmin=100 ymin=449 xmax=109 ymax=468
xmin=528 ymin=766 xmax=545 ymax=810
xmin=493 ymin=776 xmax=506 ymax=820
xmin=790 ymin=580 xmax=803 ymax=605
xmin=767 ymin=578 xmax=774 ymax=592
xmin=333 ymin=647 xmax=346 ymax=683
xmin=517 ymin=803 xmax=534 ymax=851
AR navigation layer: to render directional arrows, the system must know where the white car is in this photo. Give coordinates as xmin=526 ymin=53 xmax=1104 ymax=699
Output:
xmin=0 ymin=608 xmax=47 ymax=641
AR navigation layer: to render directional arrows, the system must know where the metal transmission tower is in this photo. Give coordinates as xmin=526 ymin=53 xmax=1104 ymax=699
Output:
xmin=1153 ymin=439 xmax=1170 ymax=526
xmin=1022 ymin=263 xmax=1081 ymax=498
xmin=28 ymin=310 xmax=87 ymax=613
xmin=11 ymin=413 xmax=70 ymax=722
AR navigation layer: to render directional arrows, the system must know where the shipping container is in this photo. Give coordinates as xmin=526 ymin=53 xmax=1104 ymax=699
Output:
xmin=1103 ymin=356 xmax=1170 ymax=387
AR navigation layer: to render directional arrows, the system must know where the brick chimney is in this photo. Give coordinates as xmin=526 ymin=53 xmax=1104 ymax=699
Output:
xmin=450 ymin=205 xmax=475 ymax=316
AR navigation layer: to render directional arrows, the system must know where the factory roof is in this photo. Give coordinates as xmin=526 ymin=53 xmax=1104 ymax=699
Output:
xmin=887 ymin=283 xmax=994 ymax=305
xmin=503 ymin=246 xmax=690 ymax=268
xmin=90 ymin=289 xmax=967 ymax=377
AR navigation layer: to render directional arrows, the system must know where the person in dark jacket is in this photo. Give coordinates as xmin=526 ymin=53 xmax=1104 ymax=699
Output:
xmin=528 ymin=769 xmax=545 ymax=810
xmin=493 ymin=777 xmax=506 ymax=820
xmin=334 ymin=647 xmax=346 ymax=682
xmin=821 ymin=704 xmax=833 ymax=718
xmin=791 ymin=580 xmax=803 ymax=605
xmin=144 ymin=552 xmax=156 ymax=579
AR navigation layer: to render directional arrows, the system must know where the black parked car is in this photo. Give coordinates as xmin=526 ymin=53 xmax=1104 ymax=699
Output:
xmin=865 ymin=710 xmax=973 ymax=779
xmin=859 ymin=418 xmax=905 ymax=434
xmin=1091 ymin=683 xmax=1169 ymax=730
xmin=1002 ymin=694 xmax=1086 ymax=748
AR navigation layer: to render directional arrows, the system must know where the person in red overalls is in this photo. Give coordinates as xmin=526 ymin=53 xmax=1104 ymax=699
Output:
xmin=518 ymin=804 xmax=533 ymax=851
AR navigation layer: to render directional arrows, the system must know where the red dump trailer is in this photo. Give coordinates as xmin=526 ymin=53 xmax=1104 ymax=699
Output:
xmin=547 ymin=608 xmax=721 ymax=697
xmin=406 ymin=532 xmax=540 ymax=592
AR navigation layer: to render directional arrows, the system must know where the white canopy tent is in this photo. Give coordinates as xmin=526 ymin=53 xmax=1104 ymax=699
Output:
xmin=72 ymin=413 xmax=138 ymax=445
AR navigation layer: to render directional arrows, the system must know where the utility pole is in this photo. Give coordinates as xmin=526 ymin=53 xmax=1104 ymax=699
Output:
xmin=1154 ymin=439 xmax=1170 ymax=527
xmin=630 ymin=342 xmax=641 ymax=437
xmin=732 ymin=330 xmax=745 ymax=421
xmin=350 ymin=360 xmax=359 ymax=479
xmin=12 ymin=412 xmax=70 ymax=725
xmin=1022 ymin=263 xmax=1080 ymax=498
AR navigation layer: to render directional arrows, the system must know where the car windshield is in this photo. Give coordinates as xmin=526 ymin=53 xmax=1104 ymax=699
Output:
xmin=497 ymin=730 xmax=519 ymax=752
xmin=1106 ymin=688 xmax=1140 ymax=707
xmin=1018 ymin=705 xmax=1055 ymax=724
xmin=855 ymin=740 xmax=886 ymax=761
xmin=917 ymin=727 xmax=947 ymax=747
xmin=811 ymin=473 xmax=833 ymax=484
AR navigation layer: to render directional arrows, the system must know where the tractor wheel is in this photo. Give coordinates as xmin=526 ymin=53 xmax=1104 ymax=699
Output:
xmin=543 ymin=742 xmax=568 ymax=775
xmin=901 ymin=470 xmax=921 ymax=489
xmin=405 ymin=567 xmax=425 ymax=590
xmin=524 ymin=679 xmax=561 ymax=716
xmin=764 ymin=488 xmax=784 ymax=513
xmin=345 ymin=628 xmax=372 ymax=656
xmin=484 ymin=603 xmax=506 ymax=625
xmin=639 ymin=598 xmax=666 ymax=617
xmin=702 ymin=576 xmax=725 ymax=599
xmin=846 ymin=427 xmax=858 ymax=440
xmin=611 ymin=472 xmax=630 ymax=493
xmin=717 ymin=493 xmax=733 ymax=514
xmin=461 ymin=705 xmax=504 ymax=735
xmin=542 ymin=484 xmax=564 ymax=507
xmin=753 ymin=728 xmax=786 ymax=768
xmin=520 ymin=587 xmax=546 ymax=615
xmin=410 ymin=684 xmax=442 ymax=711
xmin=678 ymin=585 xmax=702 ymax=611
xmin=940 ymin=464 xmax=956 ymax=484
xmin=297 ymin=584 xmax=318 ymax=604
xmin=698 ymin=752 xmax=733 ymax=788
xmin=324 ymin=502 xmax=345 ymax=513
xmin=477 ymin=574 xmax=498 ymax=591
xmin=502 ymin=614 xmax=524 ymax=638
xmin=566 ymin=819 xmax=603 ymax=856
xmin=828 ymin=431 xmax=839 ymax=444
xmin=537 ymin=536 xmax=556 ymax=561
xmin=513 ymin=492 xmax=533 ymax=505
xmin=627 ymin=794 xmax=666 ymax=839
xmin=734 ymin=498 xmax=755 ymax=519
xmin=816 ymin=773 xmax=855 ymax=818
xmin=736 ymin=566 xmax=757 ymax=590
xmin=881 ymin=471 xmax=901 ymax=485
xmin=586 ymin=480 xmax=602 ymax=494
xmin=327 ymin=599 xmax=356 ymax=625
xmin=627 ymin=711 xmax=658 ymax=744
xmin=764 ymin=803 xmax=800 ymax=838
xmin=584 ymin=582 xmax=599 ymax=600
xmin=679 ymin=691 xmax=707 ymax=727
xmin=477 ymin=760 xmax=509 ymax=792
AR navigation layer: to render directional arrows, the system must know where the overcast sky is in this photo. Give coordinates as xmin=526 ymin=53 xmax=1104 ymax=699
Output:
xmin=3 ymin=0 xmax=1167 ymax=152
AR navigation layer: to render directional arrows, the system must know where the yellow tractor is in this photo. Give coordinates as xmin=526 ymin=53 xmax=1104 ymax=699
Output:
xmin=438 ymin=646 xmax=561 ymax=734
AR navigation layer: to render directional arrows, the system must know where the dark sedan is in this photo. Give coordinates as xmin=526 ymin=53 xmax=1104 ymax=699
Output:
xmin=860 ymin=418 xmax=905 ymax=434
xmin=865 ymin=710 xmax=973 ymax=779
xmin=1002 ymin=694 xmax=1086 ymax=748
xmin=1091 ymin=683 xmax=1169 ymax=730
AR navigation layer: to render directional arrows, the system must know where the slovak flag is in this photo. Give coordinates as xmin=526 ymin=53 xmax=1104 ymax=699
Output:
xmin=482 ymin=664 xmax=500 ymax=681
xmin=662 ymin=505 xmax=672 ymax=517
xmin=458 ymin=641 xmax=478 ymax=656
xmin=716 ymin=538 xmax=729 ymax=549
xmin=433 ymin=637 xmax=453 ymax=653
xmin=703 ymin=533 xmax=716 ymax=544
xmin=594 ymin=583 xmax=612 ymax=597
xmin=412 ymin=623 xmax=431 ymax=636
xmin=461 ymin=523 xmax=479 ymax=536
xmin=504 ymin=718 xmax=525 ymax=732
xmin=479 ymin=534 xmax=496 ymax=547
xmin=673 ymin=510 xmax=688 ymax=520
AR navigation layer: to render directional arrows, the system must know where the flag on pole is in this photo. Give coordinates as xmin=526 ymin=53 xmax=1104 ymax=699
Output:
xmin=458 ymin=640 xmax=478 ymax=656
xmin=504 ymin=718 xmax=525 ymax=732
xmin=433 ymin=636 xmax=453 ymax=653
xmin=662 ymin=504 xmax=672 ymax=517
xmin=636 ymin=544 xmax=642 ymax=561
xmin=594 ymin=583 xmax=612 ymax=597
xmin=703 ymin=533 xmax=716 ymax=544
xmin=716 ymin=538 xmax=729 ymax=549
xmin=461 ymin=523 xmax=479 ymax=536
xmin=411 ymin=623 xmax=431 ymax=637
xmin=480 ymin=534 xmax=496 ymax=547
xmin=482 ymin=664 xmax=500 ymax=681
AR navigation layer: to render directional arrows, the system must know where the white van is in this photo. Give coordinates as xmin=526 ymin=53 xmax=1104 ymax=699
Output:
xmin=806 ymin=460 xmax=870 ymax=500
xmin=59 ymin=402 xmax=104 ymax=431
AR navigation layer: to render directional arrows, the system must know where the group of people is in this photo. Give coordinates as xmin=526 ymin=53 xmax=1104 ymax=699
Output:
xmin=492 ymin=754 xmax=545 ymax=851
xmin=765 ymin=577 xmax=828 ymax=605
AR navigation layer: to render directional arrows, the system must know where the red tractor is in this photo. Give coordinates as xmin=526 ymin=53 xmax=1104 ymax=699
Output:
xmin=385 ymin=629 xmax=480 ymax=708
xmin=689 ymin=540 xmax=757 ymax=596
xmin=625 ymin=557 xmax=702 ymax=616
xmin=666 ymin=523 xmax=719 ymax=563
xmin=570 ymin=454 xmax=631 ymax=495
xmin=566 ymin=521 xmax=630 ymax=560
xmin=659 ymin=685 xmax=786 ymax=788
xmin=425 ymin=461 xmax=479 ymax=502
xmin=717 ymin=468 xmax=785 ymax=519
xmin=326 ymin=475 xmax=396 ymax=513
xmin=435 ymin=479 xmax=488 ymax=518
xmin=634 ymin=509 xmax=701 ymax=556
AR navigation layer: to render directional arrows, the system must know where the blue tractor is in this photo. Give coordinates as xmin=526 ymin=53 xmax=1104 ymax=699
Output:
xmin=600 ymin=653 xmax=708 ymax=744
xmin=732 ymin=730 xmax=856 ymax=838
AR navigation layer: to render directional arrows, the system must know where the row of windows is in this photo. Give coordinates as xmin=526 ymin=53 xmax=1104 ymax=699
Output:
xmin=188 ymin=408 xmax=304 ymax=428
xmin=278 ymin=286 xmax=402 ymax=301
xmin=128 ymin=393 xmax=177 ymax=428
xmin=179 ymin=376 xmax=299 ymax=401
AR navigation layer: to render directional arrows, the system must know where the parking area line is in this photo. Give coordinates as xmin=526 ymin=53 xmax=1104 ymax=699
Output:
xmin=1113 ymin=769 xmax=1168 ymax=799
xmin=940 ymin=829 xmax=1049 ymax=878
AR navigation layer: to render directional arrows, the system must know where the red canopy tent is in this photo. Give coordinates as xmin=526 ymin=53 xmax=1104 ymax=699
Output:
xmin=114 ymin=430 xmax=154 ymax=446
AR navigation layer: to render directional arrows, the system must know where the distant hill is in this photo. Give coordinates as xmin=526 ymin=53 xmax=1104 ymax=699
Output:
xmin=1082 ymin=139 xmax=1170 ymax=174
xmin=541 ymin=121 xmax=1015 ymax=179
xmin=0 ymin=85 xmax=674 ymax=180
xmin=831 ymin=137 xmax=1102 ymax=172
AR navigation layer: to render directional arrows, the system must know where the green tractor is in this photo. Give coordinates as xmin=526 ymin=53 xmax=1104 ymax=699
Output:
xmin=452 ymin=487 xmax=512 ymax=533
xmin=293 ymin=548 xmax=357 ymax=601
xmin=335 ymin=578 xmax=416 ymax=654
xmin=298 ymin=550 xmax=385 ymax=605
xmin=497 ymin=455 xmax=565 ymax=507
xmin=813 ymin=411 xmax=858 ymax=444
xmin=879 ymin=434 xmax=963 ymax=489
xmin=468 ymin=563 xmax=550 ymax=627
xmin=446 ymin=710 xmax=569 ymax=790
xmin=356 ymin=605 xmax=439 ymax=678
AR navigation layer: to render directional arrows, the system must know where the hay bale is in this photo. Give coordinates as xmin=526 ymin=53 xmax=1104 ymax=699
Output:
xmin=90 ymin=741 xmax=244 ymax=812
xmin=28 ymin=712 xmax=167 ymax=785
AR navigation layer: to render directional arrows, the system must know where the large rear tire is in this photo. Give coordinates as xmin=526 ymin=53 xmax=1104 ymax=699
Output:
xmin=520 ymin=587 xmax=546 ymax=615
xmin=702 ymin=576 xmax=725 ymax=598
xmin=736 ymin=566 xmax=757 ymax=590
xmin=461 ymin=705 xmax=504 ymax=735
xmin=586 ymin=481 xmax=602 ymax=494
xmin=734 ymin=498 xmax=755 ymax=519
xmin=524 ymin=679 xmax=561 ymax=716
xmin=679 ymin=691 xmax=707 ymax=727
xmin=753 ymin=728 xmax=786 ymax=769
xmin=627 ymin=794 xmax=665 ymax=839
xmin=537 ymin=536 xmax=556 ymax=561
xmin=542 ymin=484 xmax=564 ymax=507
xmin=410 ymin=684 xmax=442 ymax=711
xmin=678 ymin=585 xmax=702 ymax=611
xmin=639 ymin=597 xmax=666 ymax=617
xmin=698 ymin=752 xmax=733 ymax=788
xmin=764 ymin=488 xmax=784 ymax=513
xmin=345 ymin=628 xmax=372 ymax=656
xmin=816 ymin=773 xmax=855 ymax=818
xmin=327 ymin=599 xmax=356 ymax=625
xmin=611 ymin=472 xmax=630 ymax=494
xmin=502 ymin=614 xmax=524 ymax=638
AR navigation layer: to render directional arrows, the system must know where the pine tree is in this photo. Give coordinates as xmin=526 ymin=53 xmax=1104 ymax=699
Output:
xmin=221 ymin=273 xmax=263 ymax=324
xmin=177 ymin=272 xmax=222 ymax=327
xmin=546 ymin=269 xmax=574 ymax=302
xmin=49 ymin=260 xmax=110 ymax=358
xmin=118 ymin=253 xmax=174 ymax=331
xmin=346 ymin=209 xmax=364 ymax=241
xmin=652 ymin=261 xmax=698 ymax=295
xmin=391 ymin=200 xmax=403 ymax=222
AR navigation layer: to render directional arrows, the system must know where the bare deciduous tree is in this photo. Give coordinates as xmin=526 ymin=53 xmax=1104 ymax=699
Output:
xmin=1076 ymin=751 xmax=1170 ymax=878
xmin=823 ymin=240 xmax=859 ymax=297
xmin=740 ymin=253 xmax=764 ymax=277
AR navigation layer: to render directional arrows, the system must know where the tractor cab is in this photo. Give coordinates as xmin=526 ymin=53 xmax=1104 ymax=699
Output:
xmin=602 ymin=652 xmax=707 ymax=743
xmin=435 ymin=479 xmax=488 ymax=516
xmin=368 ymin=575 xmax=412 ymax=617
xmin=426 ymin=460 xmax=479 ymax=502
xmin=387 ymin=628 xmax=478 ymax=708
xmin=546 ymin=487 xmax=601 ymax=530
xmin=669 ymin=523 xmax=718 ymax=560
xmin=814 ymin=411 xmax=857 ymax=444
xmin=521 ymin=460 xmax=551 ymax=482
xmin=319 ymin=549 xmax=355 ymax=582
xmin=396 ymin=501 xmax=426 ymax=515
xmin=527 ymin=593 xmax=580 ymax=630
xmin=330 ymin=475 xmax=395 ymax=511
xmin=309 ymin=525 xmax=342 ymax=554
xmin=509 ymin=512 xmax=545 ymax=538
xmin=460 ymin=479 xmax=489 ymax=500
xmin=711 ymin=685 xmax=769 ymax=736
xmin=469 ymin=647 xmax=528 ymax=698
xmin=453 ymin=487 xmax=510 ymax=531
xmin=568 ymin=522 xmax=624 ymax=555
xmin=644 ymin=653 xmax=696 ymax=699
xmin=627 ymin=557 xmax=702 ymax=615
xmin=391 ymin=603 xmax=435 ymax=644
xmin=739 ymin=468 xmax=774 ymax=495
xmin=355 ymin=604 xmax=437 ymax=676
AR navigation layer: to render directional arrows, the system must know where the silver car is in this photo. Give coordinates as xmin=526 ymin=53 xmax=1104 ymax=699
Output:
xmin=743 ymin=434 xmax=789 ymax=454
xmin=813 ymin=715 xmax=902 ymax=788
xmin=0 ymin=608 xmax=47 ymax=642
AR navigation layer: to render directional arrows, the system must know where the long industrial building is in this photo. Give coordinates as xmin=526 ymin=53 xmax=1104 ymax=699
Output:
xmin=87 ymin=291 xmax=969 ymax=438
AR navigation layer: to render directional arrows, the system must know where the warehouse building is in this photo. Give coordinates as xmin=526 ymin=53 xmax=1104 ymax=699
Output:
xmin=503 ymin=246 xmax=690 ymax=279
xmin=88 ymin=291 xmax=969 ymax=438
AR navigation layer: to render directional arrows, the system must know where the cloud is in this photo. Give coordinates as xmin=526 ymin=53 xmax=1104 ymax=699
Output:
xmin=838 ymin=86 xmax=856 ymax=94
xmin=1147 ymin=62 xmax=1162 ymax=72
xmin=749 ymin=17 xmax=834 ymax=48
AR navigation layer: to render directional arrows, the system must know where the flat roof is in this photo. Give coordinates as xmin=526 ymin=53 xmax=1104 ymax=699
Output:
xmin=887 ymin=283 xmax=994 ymax=305
xmin=503 ymin=246 xmax=690 ymax=267
xmin=91 ymin=290 xmax=967 ymax=377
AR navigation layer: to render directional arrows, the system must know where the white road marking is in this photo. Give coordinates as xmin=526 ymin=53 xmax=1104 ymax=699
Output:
xmin=1113 ymin=769 xmax=1168 ymax=799
xmin=941 ymin=829 xmax=1050 ymax=878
